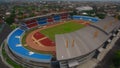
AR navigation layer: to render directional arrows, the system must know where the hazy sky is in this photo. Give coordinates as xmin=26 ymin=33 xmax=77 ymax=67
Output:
xmin=0 ymin=0 xmax=120 ymax=2
xmin=54 ymin=0 xmax=120 ymax=1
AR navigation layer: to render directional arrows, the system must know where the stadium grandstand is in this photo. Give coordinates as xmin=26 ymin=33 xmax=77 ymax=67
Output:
xmin=4 ymin=12 xmax=120 ymax=68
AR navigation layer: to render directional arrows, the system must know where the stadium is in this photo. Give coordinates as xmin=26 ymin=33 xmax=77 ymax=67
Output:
xmin=4 ymin=12 xmax=120 ymax=68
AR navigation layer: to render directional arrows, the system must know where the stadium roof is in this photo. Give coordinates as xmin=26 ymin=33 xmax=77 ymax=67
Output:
xmin=91 ymin=16 xmax=120 ymax=34
xmin=22 ymin=11 xmax=72 ymax=21
xmin=56 ymin=25 xmax=109 ymax=60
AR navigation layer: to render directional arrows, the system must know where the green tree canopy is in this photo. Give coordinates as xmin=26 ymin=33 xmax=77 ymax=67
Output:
xmin=112 ymin=50 xmax=120 ymax=68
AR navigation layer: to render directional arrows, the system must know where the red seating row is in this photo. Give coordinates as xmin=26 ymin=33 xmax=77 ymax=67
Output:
xmin=61 ymin=13 xmax=68 ymax=17
xmin=25 ymin=20 xmax=37 ymax=25
xmin=27 ymin=23 xmax=38 ymax=28
xmin=24 ymin=13 xmax=69 ymax=28
xmin=61 ymin=16 xmax=68 ymax=19
xmin=40 ymin=38 xmax=55 ymax=46
xmin=33 ymin=32 xmax=45 ymax=40
xmin=47 ymin=17 xmax=54 ymax=22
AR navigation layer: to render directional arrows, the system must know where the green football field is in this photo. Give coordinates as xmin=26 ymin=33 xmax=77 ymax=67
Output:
xmin=40 ymin=21 xmax=85 ymax=41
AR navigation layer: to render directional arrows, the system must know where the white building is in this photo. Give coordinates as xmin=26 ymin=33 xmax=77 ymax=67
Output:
xmin=76 ymin=6 xmax=93 ymax=11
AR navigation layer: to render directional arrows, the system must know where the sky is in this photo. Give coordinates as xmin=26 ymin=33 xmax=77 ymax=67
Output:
xmin=0 ymin=0 xmax=120 ymax=2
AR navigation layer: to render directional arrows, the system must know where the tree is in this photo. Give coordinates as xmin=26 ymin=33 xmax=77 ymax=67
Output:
xmin=96 ymin=13 xmax=106 ymax=19
xmin=5 ymin=10 xmax=16 ymax=25
xmin=117 ymin=15 xmax=120 ymax=20
xmin=70 ymin=10 xmax=77 ymax=16
xmin=112 ymin=50 xmax=120 ymax=68
xmin=5 ymin=13 xmax=15 ymax=25
xmin=5 ymin=16 xmax=14 ymax=25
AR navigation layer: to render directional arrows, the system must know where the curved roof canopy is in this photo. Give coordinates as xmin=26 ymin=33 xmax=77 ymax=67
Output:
xmin=56 ymin=16 xmax=120 ymax=61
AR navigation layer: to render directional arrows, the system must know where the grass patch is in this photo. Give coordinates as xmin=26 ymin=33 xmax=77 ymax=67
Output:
xmin=40 ymin=21 xmax=85 ymax=41
xmin=10 ymin=24 xmax=18 ymax=30
xmin=6 ymin=58 xmax=23 ymax=68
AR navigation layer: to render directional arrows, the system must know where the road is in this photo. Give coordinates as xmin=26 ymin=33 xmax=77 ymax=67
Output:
xmin=95 ymin=38 xmax=120 ymax=68
xmin=0 ymin=23 xmax=12 ymax=45
xmin=0 ymin=23 xmax=12 ymax=68
xmin=0 ymin=57 xmax=9 ymax=68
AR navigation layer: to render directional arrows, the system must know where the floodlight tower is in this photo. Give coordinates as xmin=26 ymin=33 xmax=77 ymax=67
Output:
xmin=94 ymin=30 xmax=98 ymax=38
xmin=66 ymin=40 xmax=68 ymax=48
xmin=72 ymin=40 xmax=74 ymax=47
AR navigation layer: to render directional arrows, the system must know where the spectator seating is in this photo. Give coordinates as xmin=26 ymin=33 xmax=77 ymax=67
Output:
xmin=7 ymin=28 xmax=52 ymax=62
xmin=27 ymin=23 xmax=38 ymax=28
xmin=53 ymin=15 xmax=61 ymax=21
xmin=73 ymin=15 xmax=99 ymax=23
xmin=37 ymin=17 xmax=47 ymax=21
xmin=47 ymin=17 xmax=54 ymax=23
xmin=25 ymin=19 xmax=38 ymax=28
xmin=37 ymin=17 xmax=47 ymax=25
xmin=37 ymin=21 xmax=47 ymax=25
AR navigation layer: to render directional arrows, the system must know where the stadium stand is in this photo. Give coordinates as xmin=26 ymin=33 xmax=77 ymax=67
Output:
xmin=60 ymin=13 xmax=68 ymax=19
xmin=37 ymin=17 xmax=47 ymax=21
xmin=27 ymin=23 xmax=38 ymax=28
xmin=37 ymin=17 xmax=47 ymax=25
xmin=91 ymin=17 xmax=120 ymax=34
xmin=47 ymin=17 xmax=54 ymax=23
xmin=54 ymin=16 xmax=120 ymax=68
xmin=37 ymin=21 xmax=47 ymax=25
xmin=61 ymin=16 xmax=67 ymax=19
xmin=7 ymin=28 xmax=52 ymax=62
xmin=54 ymin=18 xmax=61 ymax=21
xmin=53 ymin=15 xmax=61 ymax=21
xmin=22 ymin=13 xmax=70 ymax=27
xmin=61 ymin=13 xmax=68 ymax=16
xmin=25 ymin=20 xmax=32 ymax=25
xmin=25 ymin=20 xmax=37 ymax=25
xmin=6 ymin=12 xmax=120 ymax=68
xmin=73 ymin=15 xmax=99 ymax=23
xmin=20 ymin=25 xmax=28 ymax=30
xmin=25 ymin=19 xmax=38 ymax=28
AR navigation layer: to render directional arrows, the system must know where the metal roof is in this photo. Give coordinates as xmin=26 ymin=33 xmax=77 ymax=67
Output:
xmin=115 ymin=21 xmax=120 ymax=30
xmin=22 ymin=12 xmax=71 ymax=21
xmin=56 ymin=26 xmax=109 ymax=61
xmin=91 ymin=16 xmax=120 ymax=34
